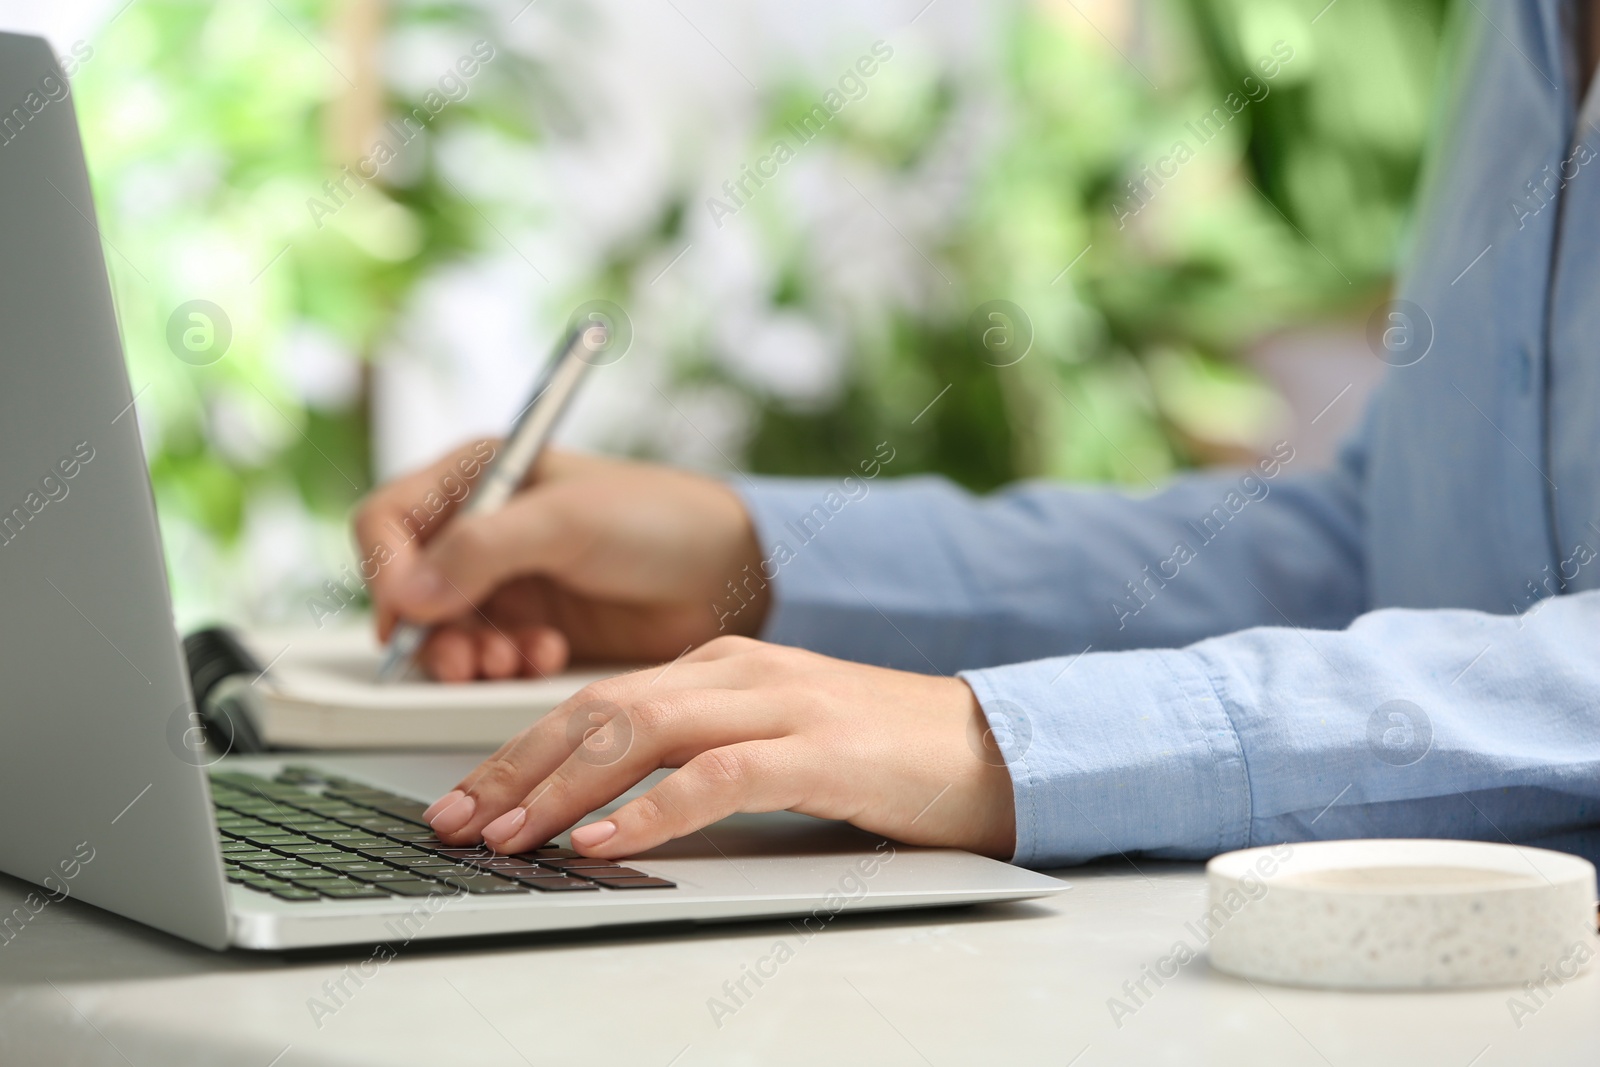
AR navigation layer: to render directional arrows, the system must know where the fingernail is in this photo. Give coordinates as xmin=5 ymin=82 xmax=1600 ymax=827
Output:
xmin=570 ymin=820 xmax=617 ymax=849
xmin=482 ymin=806 xmax=526 ymax=843
xmin=397 ymin=565 xmax=448 ymax=607
xmin=423 ymin=789 xmax=463 ymax=822
xmin=429 ymin=792 xmax=476 ymax=834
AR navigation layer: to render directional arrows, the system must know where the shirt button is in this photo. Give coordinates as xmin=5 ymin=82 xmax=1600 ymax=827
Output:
xmin=1510 ymin=347 xmax=1533 ymax=394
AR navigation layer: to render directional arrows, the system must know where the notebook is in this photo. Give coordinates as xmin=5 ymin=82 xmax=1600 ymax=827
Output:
xmin=185 ymin=625 xmax=619 ymax=750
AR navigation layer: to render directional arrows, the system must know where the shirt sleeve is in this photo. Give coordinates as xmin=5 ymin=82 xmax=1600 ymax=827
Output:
xmin=960 ymin=591 xmax=1600 ymax=867
xmin=731 ymin=442 xmax=1366 ymax=674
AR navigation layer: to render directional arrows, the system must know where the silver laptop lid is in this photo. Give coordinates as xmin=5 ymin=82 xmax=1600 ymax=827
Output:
xmin=0 ymin=32 xmax=229 ymax=949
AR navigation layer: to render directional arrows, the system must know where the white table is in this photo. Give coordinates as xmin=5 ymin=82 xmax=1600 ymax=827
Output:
xmin=3 ymin=831 xmax=1597 ymax=1065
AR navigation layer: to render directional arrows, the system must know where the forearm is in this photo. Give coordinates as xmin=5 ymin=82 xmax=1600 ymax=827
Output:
xmin=734 ymin=454 xmax=1365 ymax=672
xmin=963 ymin=590 xmax=1600 ymax=867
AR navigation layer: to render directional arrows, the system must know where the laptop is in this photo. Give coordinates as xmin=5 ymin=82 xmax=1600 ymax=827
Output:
xmin=0 ymin=31 xmax=1066 ymax=951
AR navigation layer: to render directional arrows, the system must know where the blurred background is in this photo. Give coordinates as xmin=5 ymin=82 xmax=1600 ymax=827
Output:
xmin=0 ymin=0 xmax=1453 ymax=629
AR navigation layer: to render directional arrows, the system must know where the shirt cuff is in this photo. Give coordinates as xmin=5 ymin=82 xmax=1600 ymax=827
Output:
xmin=960 ymin=648 xmax=1252 ymax=867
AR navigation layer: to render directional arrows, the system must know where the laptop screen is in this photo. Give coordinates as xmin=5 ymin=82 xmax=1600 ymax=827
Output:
xmin=0 ymin=31 xmax=229 ymax=950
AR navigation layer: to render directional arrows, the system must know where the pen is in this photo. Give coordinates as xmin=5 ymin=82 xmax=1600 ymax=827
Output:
xmin=374 ymin=321 xmax=607 ymax=682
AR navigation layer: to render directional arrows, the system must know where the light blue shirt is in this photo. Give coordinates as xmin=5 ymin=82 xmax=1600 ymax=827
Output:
xmin=735 ymin=0 xmax=1600 ymax=867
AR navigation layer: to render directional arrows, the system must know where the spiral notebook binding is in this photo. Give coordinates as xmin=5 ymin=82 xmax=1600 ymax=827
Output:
xmin=181 ymin=626 xmax=270 ymax=755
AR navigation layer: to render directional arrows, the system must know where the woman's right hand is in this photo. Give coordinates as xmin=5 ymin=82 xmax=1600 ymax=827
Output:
xmin=353 ymin=443 xmax=769 ymax=681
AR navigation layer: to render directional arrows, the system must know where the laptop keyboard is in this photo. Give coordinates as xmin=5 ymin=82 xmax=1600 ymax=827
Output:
xmin=210 ymin=766 xmax=676 ymax=903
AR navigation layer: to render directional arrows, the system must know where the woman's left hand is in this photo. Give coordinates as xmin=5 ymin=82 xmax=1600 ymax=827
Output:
xmin=422 ymin=636 xmax=1018 ymax=861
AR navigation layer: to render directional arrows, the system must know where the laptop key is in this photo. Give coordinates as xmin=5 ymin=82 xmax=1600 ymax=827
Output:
xmin=309 ymin=833 xmax=391 ymax=849
xmin=391 ymin=856 xmax=465 ymax=870
xmin=535 ymin=856 xmax=624 ymax=870
xmin=236 ymin=812 xmax=298 ymax=825
xmin=242 ymin=859 xmax=322 ymax=876
xmin=351 ymin=824 xmax=422 ymax=838
xmin=513 ymin=848 xmax=577 ymax=861
xmin=320 ymin=861 xmax=392 ymax=874
xmin=317 ymin=884 xmax=394 ymax=899
xmin=290 ymin=877 xmax=363 ymax=892
xmin=563 ymin=867 xmax=630 ymax=880
xmin=274 ymin=820 xmax=347 ymax=833
xmin=218 ymin=792 xmax=286 ymax=805
xmin=345 ymin=816 xmax=418 ymax=831
xmin=338 ymin=838 xmax=395 ymax=850
xmin=359 ymin=847 xmax=431 ymax=861
xmin=313 ymin=810 xmax=375 ymax=823
xmin=295 ymin=798 xmax=366 ymax=812
xmin=365 ymin=800 xmax=431 ymax=818
xmin=462 ymin=856 xmax=541 ymax=872
xmin=381 ymin=880 xmax=460 ymax=897
xmin=232 ymin=875 xmax=283 ymax=888
xmin=305 ymin=829 xmax=369 ymax=842
xmin=438 ymin=874 xmax=528 ymax=894
xmin=510 ymin=875 xmax=600 ymax=892
xmin=224 ymin=850 xmax=282 ymax=864
xmin=252 ymin=834 xmax=317 ymax=847
xmin=216 ymin=811 xmax=269 ymax=822
xmin=346 ymin=869 xmax=437 ymax=884
xmin=240 ymin=875 xmax=286 ymax=888
xmin=267 ymin=886 xmax=322 ymax=901
xmin=588 ymin=877 xmax=677 ymax=889
xmin=322 ymin=787 xmax=392 ymax=801
xmin=271 ymin=843 xmax=345 ymax=857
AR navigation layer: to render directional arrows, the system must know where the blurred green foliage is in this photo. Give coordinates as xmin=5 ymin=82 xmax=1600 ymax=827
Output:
xmin=72 ymin=0 xmax=1454 ymax=620
xmin=715 ymin=0 xmax=1454 ymax=490
xmin=75 ymin=0 xmax=542 ymax=619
